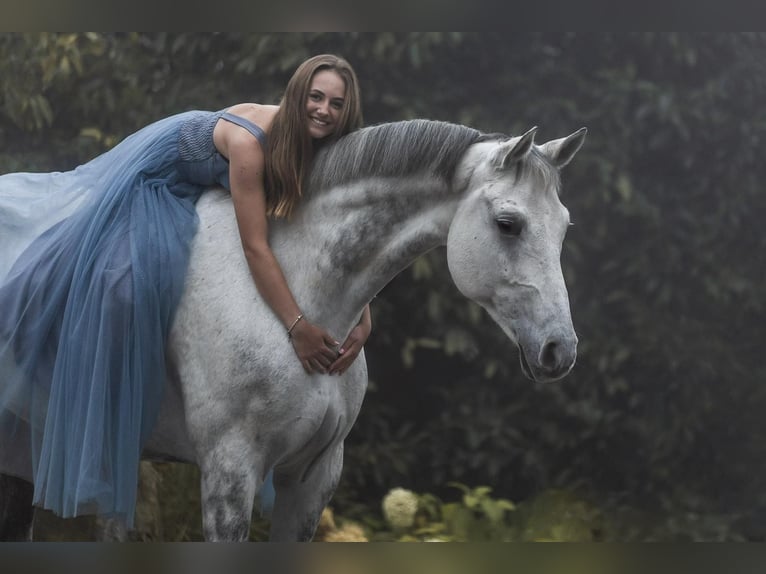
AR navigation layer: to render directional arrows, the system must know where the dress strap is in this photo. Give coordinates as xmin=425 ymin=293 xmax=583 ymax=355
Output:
xmin=220 ymin=112 xmax=268 ymax=148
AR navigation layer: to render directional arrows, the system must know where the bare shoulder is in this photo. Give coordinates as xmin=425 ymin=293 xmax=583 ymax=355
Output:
xmin=226 ymin=103 xmax=279 ymax=134
xmin=215 ymin=103 xmax=279 ymax=160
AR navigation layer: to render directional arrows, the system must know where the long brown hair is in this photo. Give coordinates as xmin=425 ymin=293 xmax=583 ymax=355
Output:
xmin=265 ymin=54 xmax=363 ymax=218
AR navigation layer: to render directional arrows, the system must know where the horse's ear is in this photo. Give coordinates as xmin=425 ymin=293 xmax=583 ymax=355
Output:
xmin=495 ymin=126 xmax=538 ymax=169
xmin=539 ymin=127 xmax=587 ymax=169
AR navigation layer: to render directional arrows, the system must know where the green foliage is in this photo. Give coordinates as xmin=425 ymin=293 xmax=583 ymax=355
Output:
xmin=334 ymin=484 xmax=743 ymax=542
xmin=0 ymin=33 xmax=100 ymax=131
xmin=441 ymin=483 xmax=517 ymax=541
xmin=369 ymin=483 xmax=518 ymax=542
xmin=3 ymin=33 xmax=766 ymax=540
xmin=514 ymin=489 xmax=601 ymax=542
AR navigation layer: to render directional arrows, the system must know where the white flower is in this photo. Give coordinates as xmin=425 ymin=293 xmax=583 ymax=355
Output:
xmin=382 ymin=487 xmax=419 ymax=530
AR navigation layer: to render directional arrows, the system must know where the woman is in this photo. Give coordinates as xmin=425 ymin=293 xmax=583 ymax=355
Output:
xmin=0 ymin=54 xmax=370 ymax=524
xmin=217 ymin=57 xmax=370 ymax=376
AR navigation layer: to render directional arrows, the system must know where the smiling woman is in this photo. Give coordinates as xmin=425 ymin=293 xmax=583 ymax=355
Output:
xmin=306 ymin=70 xmax=347 ymax=139
xmin=0 ymin=53 xmax=369 ymax=530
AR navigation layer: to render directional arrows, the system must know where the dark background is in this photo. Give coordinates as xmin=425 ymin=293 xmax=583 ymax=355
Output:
xmin=2 ymin=32 xmax=765 ymax=540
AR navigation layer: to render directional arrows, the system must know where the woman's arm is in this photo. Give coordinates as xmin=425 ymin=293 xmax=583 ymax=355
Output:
xmin=225 ymin=130 xmax=338 ymax=374
xmin=328 ymin=303 xmax=372 ymax=376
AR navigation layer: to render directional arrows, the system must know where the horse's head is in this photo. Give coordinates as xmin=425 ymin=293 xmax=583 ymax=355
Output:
xmin=447 ymin=127 xmax=586 ymax=383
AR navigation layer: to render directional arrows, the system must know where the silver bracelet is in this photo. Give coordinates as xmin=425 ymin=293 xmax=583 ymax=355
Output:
xmin=287 ymin=314 xmax=304 ymax=339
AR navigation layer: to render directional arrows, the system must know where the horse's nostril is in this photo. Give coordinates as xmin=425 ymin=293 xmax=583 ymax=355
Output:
xmin=540 ymin=340 xmax=560 ymax=371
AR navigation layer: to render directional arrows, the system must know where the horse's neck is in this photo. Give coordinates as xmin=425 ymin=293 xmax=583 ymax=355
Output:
xmin=272 ymin=175 xmax=461 ymax=338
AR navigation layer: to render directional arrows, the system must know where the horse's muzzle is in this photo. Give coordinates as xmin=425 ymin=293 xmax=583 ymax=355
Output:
xmin=519 ymin=335 xmax=577 ymax=383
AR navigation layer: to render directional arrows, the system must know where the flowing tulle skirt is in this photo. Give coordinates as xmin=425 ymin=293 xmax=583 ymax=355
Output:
xmin=0 ymin=113 xmax=206 ymax=525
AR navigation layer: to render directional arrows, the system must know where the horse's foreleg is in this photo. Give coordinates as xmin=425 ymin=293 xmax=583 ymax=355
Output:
xmin=198 ymin=448 xmax=259 ymax=542
xmin=0 ymin=474 xmax=34 ymax=541
xmin=268 ymin=444 xmax=344 ymax=542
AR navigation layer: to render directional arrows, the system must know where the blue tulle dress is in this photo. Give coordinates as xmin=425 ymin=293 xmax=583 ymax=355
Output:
xmin=0 ymin=109 xmax=273 ymax=526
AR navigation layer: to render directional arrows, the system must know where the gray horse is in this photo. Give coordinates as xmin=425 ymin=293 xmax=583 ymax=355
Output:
xmin=0 ymin=119 xmax=586 ymax=541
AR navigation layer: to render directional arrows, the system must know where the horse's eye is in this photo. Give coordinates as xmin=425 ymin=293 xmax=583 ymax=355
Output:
xmin=496 ymin=217 xmax=524 ymax=236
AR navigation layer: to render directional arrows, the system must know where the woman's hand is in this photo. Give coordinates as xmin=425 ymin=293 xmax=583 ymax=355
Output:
xmin=328 ymin=322 xmax=371 ymax=376
xmin=289 ymin=318 xmax=340 ymax=374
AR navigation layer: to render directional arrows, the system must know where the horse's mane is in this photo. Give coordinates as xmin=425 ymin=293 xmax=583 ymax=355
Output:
xmin=307 ymin=119 xmax=484 ymax=193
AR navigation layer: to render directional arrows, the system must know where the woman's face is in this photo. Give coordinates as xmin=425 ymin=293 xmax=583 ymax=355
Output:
xmin=305 ymin=69 xmax=346 ymax=140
